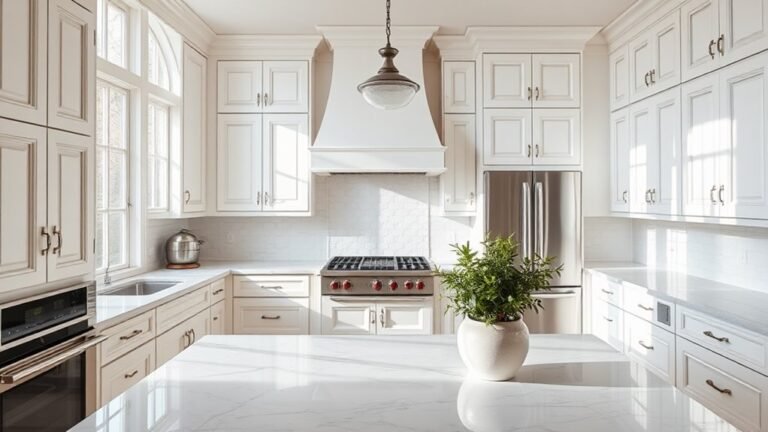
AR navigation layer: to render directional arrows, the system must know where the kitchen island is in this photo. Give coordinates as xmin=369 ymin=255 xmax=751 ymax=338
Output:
xmin=71 ymin=335 xmax=735 ymax=432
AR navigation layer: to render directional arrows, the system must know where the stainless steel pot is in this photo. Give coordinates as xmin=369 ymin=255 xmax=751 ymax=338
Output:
xmin=165 ymin=229 xmax=203 ymax=265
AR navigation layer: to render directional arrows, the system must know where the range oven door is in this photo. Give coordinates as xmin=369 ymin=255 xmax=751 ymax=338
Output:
xmin=0 ymin=333 xmax=104 ymax=431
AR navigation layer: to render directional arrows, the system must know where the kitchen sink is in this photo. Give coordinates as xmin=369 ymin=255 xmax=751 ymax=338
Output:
xmin=101 ymin=280 xmax=181 ymax=296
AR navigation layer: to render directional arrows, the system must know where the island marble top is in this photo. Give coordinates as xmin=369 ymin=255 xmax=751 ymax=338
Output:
xmin=70 ymin=335 xmax=735 ymax=432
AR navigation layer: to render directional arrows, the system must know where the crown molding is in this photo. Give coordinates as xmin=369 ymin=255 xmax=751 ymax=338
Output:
xmin=208 ymin=35 xmax=323 ymax=59
xmin=140 ymin=0 xmax=215 ymax=53
xmin=600 ymin=0 xmax=684 ymax=50
xmin=317 ymin=26 xmax=439 ymax=49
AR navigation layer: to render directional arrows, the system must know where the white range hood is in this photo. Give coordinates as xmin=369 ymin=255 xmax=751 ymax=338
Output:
xmin=311 ymin=26 xmax=445 ymax=175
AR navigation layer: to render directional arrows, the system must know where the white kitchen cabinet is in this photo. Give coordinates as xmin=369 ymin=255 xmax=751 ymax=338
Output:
xmin=262 ymin=114 xmax=310 ymax=212
xmin=592 ymin=299 xmax=625 ymax=353
xmin=218 ymin=61 xmax=308 ymax=113
xmin=321 ymin=297 xmax=375 ymax=335
xmin=234 ymin=275 xmax=310 ymax=298
xmin=233 ymin=298 xmax=309 ymax=335
xmin=629 ymin=99 xmax=653 ymax=214
xmin=156 ymin=308 xmax=209 ymax=367
xmin=100 ymin=340 xmax=154 ymax=405
xmin=532 ymin=109 xmax=581 ymax=165
xmin=531 ymin=54 xmax=580 ymax=108
xmin=629 ymin=11 xmax=680 ymax=102
xmin=156 ymin=285 xmax=211 ymax=334
xmin=217 ymin=61 xmax=263 ymax=113
xmin=99 ymin=310 xmax=156 ymax=366
xmin=182 ymin=44 xmax=207 ymax=214
xmin=217 ymin=114 xmax=263 ymax=211
xmin=609 ymin=45 xmax=631 ymax=111
xmin=443 ymin=61 xmax=476 ymax=113
xmin=0 ymin=119 xmax=47 ymax=291
xmin=483 ymin=54 xmax=531 ymax=108
xmin=321 ymin=297 xmax=433 ymax=336
xmin=0 ymin=0 xmax=47 ymax=126
xmin=48 ymin=0 xmax=95 ymax=136
xmin=610 ymin=108 xmax=631 ymax=212
xmin=47 ymin=129 xmax=92 ymax=282
xmin=682 ymin=0 xmax=722 ymax=81
xmin=210 ymin=300 xmax=226 ymax=335
xmin=483 ymin=108 xmax=532 ymax=165
xmin=441 ymin=114 xmax=476 ymax=215
xmin=625 ymin=314 xmax=676 ymax=384
xmin=262 ymin=61 xmax=309 ymax=113
xmin=376 ymin=300 xmax=433 ymax=335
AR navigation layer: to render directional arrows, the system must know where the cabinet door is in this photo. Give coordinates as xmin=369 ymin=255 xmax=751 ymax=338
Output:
xmin=262 ymin=114 xmax=310 ymax=212
xmin=443 ymin=61 xmax=476 ymax=113
xmin=482 ymin=54 xmax=531 ymax=108
xmin=650 ymin=11 xmax=681 ymax=93
xmin=233 ymin=298 xmax=309 ymax=335
xmin=210 ymin=301 xmax=226 ymax=335
xmin=629 ymin=31 xmax=655 ymax=103
xmin=629 ymin=100 xmax=653 ymax=213
xmin=719 ymin=0 xmax=768 ymax=67
xmin=483 ymin=108 xmax=532 ymax=165
xmin=609 ymin=45 xmax=631 ymax=111
xmin=182 ymin=44 xmax=207 ymax=213
xmin=531 ymin=54 xmax=580 ymax=108
xmin=532 ymin=109 xmax=581 ymax=165
xmin=610 ymin=109 xmax=631 ymax=212
xmin=625 ymin=314 xmax=676 ymax=385
xmin=376 ymin=299 xmax=434 ymax=335
xmin=682 ymin=74 xmax=721 ymax=217
xmin=681 ymin=0 xmax=721 ymax=81
xmin=441 ymin=114 xmax=476 ymax=214
xmin=217 ymin=61 xmax=263 ymax=113
xmin=47 ymin=129 xmax=92 ymax=282
xmin=216 ymin=114 xmax=263 ymax=211
xmin=156 ymin=308 xmax=209 ymax=368
xmin=100 ymin=340 xmax=154 ymax=405
xmin=321 ymin=297 xmax=375 ymax=335
xmin=719 ymin=52 xmax=768 ymax=219
xmin=48 ymin=0 xmax=95 ymax=136
xmin=0 ymin=119 xmax=46 ymax=291
xmin=0 ymin=0 xmax=46 ymax=125
xmin=262 ymin=61 xmax=309 ymax=113
xmin=649 ymin=88 xmax=682 ymax=215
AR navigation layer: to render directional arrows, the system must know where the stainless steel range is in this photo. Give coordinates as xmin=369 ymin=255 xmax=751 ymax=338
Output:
xmin=320 ymin=256 xmax=435 ymax=296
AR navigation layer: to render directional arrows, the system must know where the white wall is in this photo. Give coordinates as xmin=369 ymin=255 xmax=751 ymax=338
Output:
xmin=584 ymin=217 xmax=634 ymax=262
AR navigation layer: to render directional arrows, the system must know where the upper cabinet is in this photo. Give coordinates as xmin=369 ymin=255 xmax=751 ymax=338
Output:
xmin=443 ymin=61 xmax=476 ymax=113
xmin=610 ymin=108 xmax=631 ymax=212
xmin=629 ymin=10 xmax=681 ymax=103
xmin=609 ymin=46 xmax=631 ymax=111
xmin=531 ymin=54 xmax=580 ymax=108
xmin=483 ymin=53 xmax=580 ymax=108
xmin=182 ymin=44 xmax=207 ymax=214
xmin=533 ymin=109 xmax=581 ymax=165
xmin=262 ymin=114 xmax=310 ymax=212
xmin=218 ymin=61 xmax=308 ymax=113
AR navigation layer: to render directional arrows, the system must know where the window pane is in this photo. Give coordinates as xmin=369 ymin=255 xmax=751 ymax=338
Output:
xmin=108 ymin=88 xmax=127 ymax=149
xmin=108 ymin=150 xmax=126 ymax=209
xmin=148 ymin=30 xmax=171 ymax=91
xmin=106 ymin=3 xmax=126 ymax=67
xmin=96 ymin=147 xmax=106 ymax=210
xmin=147 ymin=102 xmax=169 ymax=211
xmin=95 ymin=212 xmax=105 ymax=270
xmin=96 ymin=0 xmax=105 ymax=58
xmin=107 ymin=212 xmax=126 ymax=268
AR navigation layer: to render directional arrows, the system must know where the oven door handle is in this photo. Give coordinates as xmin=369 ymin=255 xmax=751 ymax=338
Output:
xmin=0 ymin=334 xmax=106 ymax=385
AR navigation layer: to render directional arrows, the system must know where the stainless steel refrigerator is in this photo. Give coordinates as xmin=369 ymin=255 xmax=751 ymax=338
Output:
xmin=485 ymin=171 xmax=582 ymax=334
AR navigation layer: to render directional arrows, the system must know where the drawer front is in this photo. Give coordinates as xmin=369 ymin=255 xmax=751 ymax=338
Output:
xmin=100 ymin=310 xmax=156 ymax=366
xmin=625 ymin=313 xmax=675 ymax=384
xmin=156 ymin=285 xmax=211 ymax=334
xmin=677 ymin=336 xmax=768 ymax=432
xmin=677 ymin=306 xmax=768 ymax=375
xmin=591 ymin=272 xmax=622 ymax=307
xmin=210 ymin=278 xmax=226 ymax=304
xmin=100 ymin=340 xmax=155 ymax=405
xmin=210 ymin=300 xmax=226 ymax=335
xmin=234 ymin=275 xmax=310 ymax=297
xmin=592 ymin=300 xmax=624 ymax=352
xmin=233 ymin=298 xmax=309 ymax=334
xmin=623 ymin=283 xmax=675 ymax=331
xmin=156 ymin=308 xmax=210 ymax=367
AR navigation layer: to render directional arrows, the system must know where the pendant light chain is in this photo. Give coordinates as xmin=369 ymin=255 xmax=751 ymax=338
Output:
xmin=385 ymin=0 xmax=392 ymax=47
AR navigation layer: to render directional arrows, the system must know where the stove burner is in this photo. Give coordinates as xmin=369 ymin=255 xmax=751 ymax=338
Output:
xmin=325 ymin=256 xmax=431 ymax=272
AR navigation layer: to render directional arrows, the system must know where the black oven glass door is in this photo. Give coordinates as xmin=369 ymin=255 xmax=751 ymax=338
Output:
xmin=0 ymin=353 xmax=84 ymax=432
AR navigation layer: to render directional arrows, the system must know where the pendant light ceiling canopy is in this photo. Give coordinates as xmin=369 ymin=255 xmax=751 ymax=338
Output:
xmin=357 ymin=0 xmax=421 ymax=110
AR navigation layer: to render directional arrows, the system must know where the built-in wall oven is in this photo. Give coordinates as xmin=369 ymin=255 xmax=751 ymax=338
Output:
xmin=0 ymin=282 xmax=104 ymax=431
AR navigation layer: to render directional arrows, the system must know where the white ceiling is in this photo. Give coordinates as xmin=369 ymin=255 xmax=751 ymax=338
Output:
xmin=182 ymin=0 xmax=637 ymax=35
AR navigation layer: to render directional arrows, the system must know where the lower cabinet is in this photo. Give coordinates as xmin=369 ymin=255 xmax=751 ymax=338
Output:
xmin=321 ymin=297 xmax=434 ymax=335
xmin=233 ymin=298 xmax=309 ymax=334
xmin=591 ymin=299 xmax=624 ymax=352
xmin=156 ymin=308 xmax=210 ymax=368
xmin=625 ymin=313 xmax=676 ymax=384
xmin=210 ymin=300 xmax=226 ymax=335
xmin=100 ymin=340 xmax=155 ymax=405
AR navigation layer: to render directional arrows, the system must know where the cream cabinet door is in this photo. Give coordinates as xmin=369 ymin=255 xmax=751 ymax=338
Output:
xmin=321 ymin=297 xmax=375 ymax=335
xmin=442 ymin=114 xmax=476 ymax=215
xmin=629 ymin=30 xmax=655 ymax=103
xmin=681 ymin=0 xmax=721 ymax=81
xmin=532 ymin=109 xmax=580 ymax=166
xmin=48 ymin=0 xmax=95 ymax=136
xmin=234 ymin=298 xmax=309 ymax=335
xmin=682 ymin=73 xmax=721 ymax=217
xmin=610 ymin=109 xmax=631 ymax=212
xmin=629 ymin=100 xmax=653 ymax=214
xmin=47 ymin=129 xmax=92 ymax=282
xmin=648 ymin=87 xmax=682 ymax=216
xmin=182 ymin=44 xmax=207 ymax=213
xmin=262 ymin=114 xmax=310 ymax=212
xmin=531 ymin=54 xmax=580 ymax=108
xmin=216 ymin=114 xmax=263 ymax=211
xmin=100 ymin=340 xmax=155 ymax=405
xmin=156 ymin=308 xmax=209 ymax=367
xmin=210 ymin=301 xmax=227 ymax=335
xmin=443 ymin=61 xmax=476 ymax=113
xmin=376 ymin=299 xmax=434 ymax=335
xmin=0 ymin=0 xmax=46 ymax=125
xmin=483 ymin=108 xmax=532 ymax=165
xmin=719 ymin=0 xmax=768 ymax=67
xmin=649 ymin=11 xmax=681 ymax=94
xmin=262 ymin=61 xmax=309 ymax=113
xmin=483 ymin=54 xmax=532 ymax=108
xmin=609 ymin=45 xmax=630 ymax=111
xmin=0 ymin=119 xmax=46 ymax=291
xmin=217 ymin=61 xmax=263 ymax=113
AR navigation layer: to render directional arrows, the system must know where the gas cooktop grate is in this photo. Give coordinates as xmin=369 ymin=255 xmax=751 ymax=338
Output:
xmin=326 ymin=256 xmax=430 ymax=272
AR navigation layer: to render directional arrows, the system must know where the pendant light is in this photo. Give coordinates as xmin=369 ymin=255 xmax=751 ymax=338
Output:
xmin=357 ymin=0 xmax=421 ymax=110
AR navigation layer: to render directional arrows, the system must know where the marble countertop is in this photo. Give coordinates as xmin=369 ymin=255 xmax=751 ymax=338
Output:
xmin=586 ymin=261 xmax=768 ymax=336
xmin=70 ymin=334 xmax=734 ymax=432
xmin=95 ymin=260 xmax=325 ymax=329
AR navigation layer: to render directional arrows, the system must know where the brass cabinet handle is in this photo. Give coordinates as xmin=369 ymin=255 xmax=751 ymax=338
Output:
xmin=638 ymin=340 xmax=654 ymax=350
xmin=184 ymin=190 xmax=191 ymax=204
xmin=535 ymin=86 xmax=540 ymax=100
xmin=600 ymin=288 xmax=614 ymax=295
xmin=213 ymin=288 xmax=225 ymax=295
xmin=622 ymin=190 xmax=628 ymax=203
xmin=41 ymin=227 xmax=51 ymax=256
xmin=190 ymin=329 xmax=196 ymax=344
xmin=644 ymin=72 xmax=650 ymax=87
xmin=710 ymin=185 xmax=718 ymax=204
xmin=124 ymin=370 xmax=139 ymax=379
xmin=182 ymin=331 xmax=190 ymax=348
xmin=637 ymin=304 xmax=654 ymax=311
xmin=527 ymin=87 xmax=532 ymax=101
xmin=719 ymin=185 xmax=725 ymax=205
xmin=261 ymin=315 xmax=281 ymax=320
xmin=119 ymin=329 xmax=143 ymax=341
xmin=706 ymin=379 xmax=732 ymax=395
xmin=52 ymin=226 xmax=62 ymax=255
xmin=703 ymin=330 xmax=730 ymax=343
xmin=717 ymin=34 xmax=725 ymax=55
xmin=709 ymin=39 xmax=717 ymax=59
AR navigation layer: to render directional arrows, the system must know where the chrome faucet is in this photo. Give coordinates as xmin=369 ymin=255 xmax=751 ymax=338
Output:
xmin=104 ymin=267 xmax=112 ymax=285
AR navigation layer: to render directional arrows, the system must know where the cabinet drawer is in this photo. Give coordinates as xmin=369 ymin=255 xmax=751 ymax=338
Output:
xmin=100 ymin=340 xmax=154 ymax=405
xmin=622 ymin=283 xmax=675 ymax=331
xmin=677 ymin=306 xmax=768 ymax=375
xmin=100 ymin=310 xmax=156 ymax=366
xmin=234 ymin=275 xmax=309 ymax=297
xmin=210 ymin=300 xmax=226 ymax=335
xmin=625 ymin=314 xmax=675 ymax=384
xmin=210 ymin=278 xmax=226 ymax=304
xmin=156 ymin=285 xmax=211 ymax=334
xmin=233 ymin=298 xmax=309 ymax=334
xmin=677 ymin=336 xmax=768 ymax=432
xmin=592 ymin=300 xmax=624 ymax=352
xmin=156 ymin=308 xmax=210 ymax=367
xmin=591 ymin=272 xmax=622 ymax=307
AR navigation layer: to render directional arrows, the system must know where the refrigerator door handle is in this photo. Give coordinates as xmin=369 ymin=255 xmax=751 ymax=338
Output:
xmin=535 ymin=182 xmax=545 ymax=259
xmin=522 ymin=182 xmax=531 ymax=260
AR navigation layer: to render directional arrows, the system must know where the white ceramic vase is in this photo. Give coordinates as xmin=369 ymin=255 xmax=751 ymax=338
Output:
xmin=456 ymin=316 xmax=530 ymax=381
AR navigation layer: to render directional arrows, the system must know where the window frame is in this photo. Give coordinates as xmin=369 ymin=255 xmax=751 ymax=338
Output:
xmin=147 ymin=99 xmax=171 ymax=213
xmin=96 ymin=0 xmax=131 ymax=70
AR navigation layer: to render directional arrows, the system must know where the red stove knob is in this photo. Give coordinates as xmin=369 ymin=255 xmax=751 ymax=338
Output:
xmin=389 ymin=280 xmax=398 ymax=291
xmin=416 ymin=280 xmax=425 ymax=290
xmin=404 ymin=280 xmax=414 ymax=290
xmin=342 ymin=280 xmax=352 ymax=290
xmin=371 ymin=280 xmax=383 ymax=291
xmin=330 ymin=280 xmax=341 ymax=290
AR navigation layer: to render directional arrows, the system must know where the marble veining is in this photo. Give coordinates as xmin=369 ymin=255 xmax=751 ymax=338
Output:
xmin=71 ymin=335 xmax=735 ymax=432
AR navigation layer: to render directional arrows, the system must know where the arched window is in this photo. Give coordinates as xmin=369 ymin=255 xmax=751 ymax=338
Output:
xmin=147 ymin=16 xmax=180 ymax=94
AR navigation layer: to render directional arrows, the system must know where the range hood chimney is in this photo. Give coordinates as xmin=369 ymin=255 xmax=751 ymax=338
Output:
xmin=311 ymin=26 xmax=445 ymax=175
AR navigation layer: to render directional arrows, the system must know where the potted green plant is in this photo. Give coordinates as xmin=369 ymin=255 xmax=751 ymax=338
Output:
xmin=438 ymin=236 xmax=562 ymax=381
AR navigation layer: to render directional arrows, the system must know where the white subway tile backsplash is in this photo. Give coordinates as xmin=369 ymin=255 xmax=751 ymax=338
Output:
xmin=584 ymin=217 xmax=634 ymax=262
xmin=147 ymin=219 xmax=189 ymax=269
